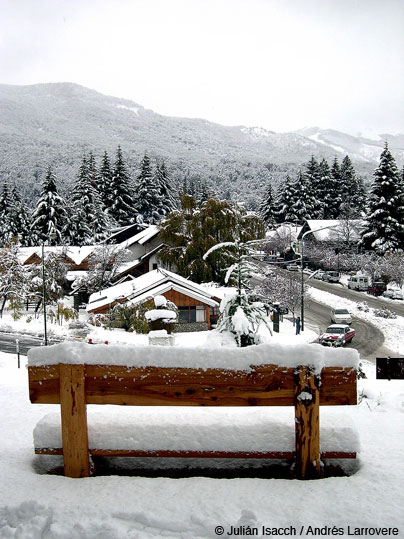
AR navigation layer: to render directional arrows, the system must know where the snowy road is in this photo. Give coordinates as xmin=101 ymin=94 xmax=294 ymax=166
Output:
xmin=304 ymin=298 xmax=395 ymax=362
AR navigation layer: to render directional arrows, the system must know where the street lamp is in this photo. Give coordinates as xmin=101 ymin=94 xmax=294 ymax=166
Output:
xmin=299 ymin=224 xmax=338 ymax=331
xmin=42 ymin=233 xmax=57 ymax=346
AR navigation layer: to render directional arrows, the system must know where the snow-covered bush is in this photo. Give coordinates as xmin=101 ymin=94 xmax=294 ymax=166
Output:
xmin=217 ymin=291 xmax=271 ymax=347
xmin=145 ymin=295 xmax=178 ymax=334
xmin=374 ymin=308 xmax=397 ymax=319
xmin=356 ymin=301 xmax=369 ymax=312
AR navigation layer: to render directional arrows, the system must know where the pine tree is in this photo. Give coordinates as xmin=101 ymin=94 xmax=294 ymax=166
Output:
xmin=135 ymin=153 xmax=161 ymax=224
xmin=108 ymin=147 xmax=137 ymax=226
xmin=274 ymin=175 xmax=300 ymax=224
xmin=31 ymin=167 xmax=68 ymax=245
xmin=259 ymin=182 xmax=277 ymax=228
xmin=0 ymin=183 xmax=14 ymax=245
xmin=329 ymin=158 xmax=343 ymax=218
xmin=304 ymin=156 xmax=323 ymax=218
xmin=155 ymin=160 xmax=177 ymax=217
xmin=340 ymin=156 xmax=356 ymax=212
xmin=8 ymin=185 xmax=33 ymax=246
xmin=360 ymin=143 xmax=404 ymax=253
xmin=99 ymin=151 xmax=114 ymax=211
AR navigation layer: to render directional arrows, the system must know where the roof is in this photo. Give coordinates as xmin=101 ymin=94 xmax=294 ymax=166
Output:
xmin=118 ymin=225 xmax=160 ymax=249
xmin=87 ymin=268 xmax=220 ymax=312
xmin=105 ymin=223 xmax=148 ymax=245
xmin=265 ymin=224 xmax=302 ymax=242
xmin=18 ymin=246 xmax=97 ymax=265
xmin=299 ymin=220 xmax=365 ymax=242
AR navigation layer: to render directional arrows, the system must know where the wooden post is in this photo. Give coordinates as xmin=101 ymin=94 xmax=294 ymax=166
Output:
xmin=59 ymin=364 xmax=90 ymax=478
xmin=294 ymin=366 xmax=321 ymax=479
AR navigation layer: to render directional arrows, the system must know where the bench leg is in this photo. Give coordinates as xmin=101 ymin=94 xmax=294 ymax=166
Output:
xmin=59 ymin=364 xmax=90 ymax=478
xmin=295 ymin=367 xmax=321 ymax=480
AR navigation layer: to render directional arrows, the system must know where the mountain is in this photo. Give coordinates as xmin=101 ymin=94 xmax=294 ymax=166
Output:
xmin=0 ymin=83 xmax=402 ymax=209
xmin=294 ymin=127 xmax=404 ymax=165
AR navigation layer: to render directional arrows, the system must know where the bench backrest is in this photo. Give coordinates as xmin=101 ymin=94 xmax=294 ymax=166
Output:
xmin=29 ymin=363 xmax=357 ymax=407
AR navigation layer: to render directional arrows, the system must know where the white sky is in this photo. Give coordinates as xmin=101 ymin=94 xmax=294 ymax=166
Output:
xmin=1 ymin=0 xmax=403 ymax=136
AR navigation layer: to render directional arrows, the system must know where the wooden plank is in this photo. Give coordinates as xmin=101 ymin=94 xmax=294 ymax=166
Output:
xmin=84 ymin=364 xmax=297 ymax=406
xmin=29 ymin=364 xmax=357 ymax=406
xmin=29 ymin=365 xmax=60 ymax=404
xmin=294 ymin=367 xmax=321 ymax=480
xmin=59 ymin=364 xmax=90 ymax=478
xmin=35 ymin=448 xmax=356 ymax=459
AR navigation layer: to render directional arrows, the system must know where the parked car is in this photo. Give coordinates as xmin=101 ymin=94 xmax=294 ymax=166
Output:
xmin=314 ymin=270 xmax=326 ymax=280
xmin=348 ymin=275 xmax=369 ymax=291
xmin=331 ymin=308 xmax=352 ymax=324
xmin=318 ymin=324 xmax=355 ymax=347
xmin=322 ymin=271 xmax=340 ymax=283
xmin=286 ymin=263 xmax=299 ymax=271
xmin=367 ymin=282 xmax=387 ymax=296
xmin=383 ymin=288 xmax=404 ymax=300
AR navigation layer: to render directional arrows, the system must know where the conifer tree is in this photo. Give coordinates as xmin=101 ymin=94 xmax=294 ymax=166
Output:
xmin=68 ymin=155 xmax=112 ymax=245
xmin=99 ymin=150 xmax=114 ymax=211
xmin=340 ymin=156 xmax=356 ymax=211
xmin=304 ymin=156 xmax=323 ymax=218
xmin=8 ymin=186 xmax=33 ymax=246
xmin=360 ymin=143 xmax=404 ymax=253
xmin=31 ymin=167 xmax=68 ymax=245
xmin=259 ymin=182 xmax=277 ymax=228
xmin=108 ymin=146 xmax=137 ymax=226
xmin=155 ymin=160 xmax=177 ymax=216
xmin=135 ymin=153 xmax=161 ymax=224
xmin=0 ymin=183 xmax=13 ymax=245
xmin=274 ymin=175 xmax=300 ymax=224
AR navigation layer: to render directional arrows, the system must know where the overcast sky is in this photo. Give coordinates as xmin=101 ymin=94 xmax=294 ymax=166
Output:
xmin=1 ymin=0 xmax=403 ymax=136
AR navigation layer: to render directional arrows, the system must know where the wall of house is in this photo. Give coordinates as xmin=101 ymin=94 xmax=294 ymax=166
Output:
xmin=127 ymin=235 xmax=162 ymax=261
xmin=163 ymin=290 xmax=212 ymax=330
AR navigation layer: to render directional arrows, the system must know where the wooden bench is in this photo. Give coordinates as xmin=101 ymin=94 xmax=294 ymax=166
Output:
xmin=28 ymin=348 xmax=358 ymax=480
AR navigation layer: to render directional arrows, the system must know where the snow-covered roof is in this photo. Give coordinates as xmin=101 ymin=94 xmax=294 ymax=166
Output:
xmin=87 ymin=268 xmax=220 ymax=312
xmin=303 ymin=220 xmax=364 ymax=242
xmin=18 ymin=246 xmax=97 ymax=265
xmin=266 ymin=224 xmax=302 ymax=242
xmin=119 ymin=225 xmax=160 ymax=249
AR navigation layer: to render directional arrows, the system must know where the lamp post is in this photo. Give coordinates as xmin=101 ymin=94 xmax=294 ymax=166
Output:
xmin=42 ymin=242 xmax=48 ymax=346
xmin=42 ymin=233 xmax=57 ymax=346
xmin=299 ymin=224 xmax=338 ymax=331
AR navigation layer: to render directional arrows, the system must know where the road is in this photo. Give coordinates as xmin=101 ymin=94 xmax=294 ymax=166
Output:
xmin=303 ymin=295 xmax=394 ymax=362
xmin=0 ymin=332 xmax=60 ymax=356
xmin=253 ymin=267 xmax=397 ymax=362
xmin=308 ymin=277 xmax=404 ymax=317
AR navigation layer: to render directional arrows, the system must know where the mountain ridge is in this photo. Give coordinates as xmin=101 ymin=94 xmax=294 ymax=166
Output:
xmin=0 ymin=82 xmax=403 ymax=208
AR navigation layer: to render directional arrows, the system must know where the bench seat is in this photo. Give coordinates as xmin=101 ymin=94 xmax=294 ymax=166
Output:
xmin=34 ymin=407 xmax=359 ymax=459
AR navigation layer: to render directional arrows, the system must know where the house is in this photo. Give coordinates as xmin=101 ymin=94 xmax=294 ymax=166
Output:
xmin=87 ymin=268 xmax=220 ymax=331
xmin=297 ymin=219 xmax=364 ymax=248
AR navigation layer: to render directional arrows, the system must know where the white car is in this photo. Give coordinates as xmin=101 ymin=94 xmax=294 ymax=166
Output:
xmin=286 ymin=264 xmax=299 ymax=271
xmin=383 ymin=288 xmax=404 ymax=300
xmin=331 ymin=308 xmax=352 ymax=324
xmin=314 ymin=270 xmax=326 ymax=280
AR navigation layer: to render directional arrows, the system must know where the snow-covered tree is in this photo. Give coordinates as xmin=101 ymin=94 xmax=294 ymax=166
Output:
xmin=257 ymin=267 xmax=307 ymax=322
xmin=155 ymin=160 xmax=177 ymax=215
xmin=158 ymin=197 xmax=265 ymax=284
xmin=31 ymin=167 xmax=68 ymax=245
xmin=135 ymin=153 xmax=162 ymax=224
xmin=259 ymin=182 xmax=277 ymax=228
xmin=84 ymin=244 xmax=131 ymax=293
xmin=108 ymin=147 xmax=137 ymax=226
xmin=0 ymin=183 xmax=14 ymax=245
xmin=68 ymin=155 xmax=112 ymax=245
xmin=303 ymin=156 xmax=323 ymax=219
xmin=360 ymin=143 xmax=404 ymax=253
xmin=99 ymin=150 xmax=114 ymax=211
xmin=0 ymin=243 xmax=29 ymax=316
xmin=274 ymin=175 xmax=300 ymax=224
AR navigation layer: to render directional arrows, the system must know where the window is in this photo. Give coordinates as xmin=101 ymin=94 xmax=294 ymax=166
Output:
xmin=178 ymin=306 xmax=206 ymax=323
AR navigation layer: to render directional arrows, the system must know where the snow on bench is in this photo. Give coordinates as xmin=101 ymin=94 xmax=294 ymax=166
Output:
xmin=28 ymin=341 xmax=359 ymax=480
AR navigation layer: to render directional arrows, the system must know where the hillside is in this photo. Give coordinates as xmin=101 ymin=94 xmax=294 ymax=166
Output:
xmin=0 ymin=83 xmax=402 ymax=208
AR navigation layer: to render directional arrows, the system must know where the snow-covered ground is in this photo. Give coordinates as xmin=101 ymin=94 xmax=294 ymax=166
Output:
xmin=1 ymin=322 xmax=404 ymax=537
xmin=0 ymin=297 xmax=404 ymax=537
